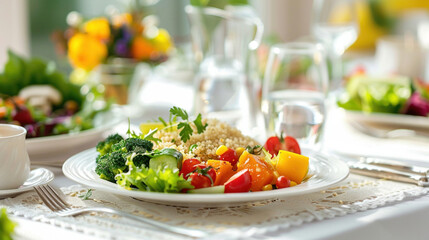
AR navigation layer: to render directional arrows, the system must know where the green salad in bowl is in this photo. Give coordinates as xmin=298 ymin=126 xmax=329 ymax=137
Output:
xmin=0 ymin=51 xmax=111 ymax=138
xmin=337 ymin=74 xmax=429 ymax=117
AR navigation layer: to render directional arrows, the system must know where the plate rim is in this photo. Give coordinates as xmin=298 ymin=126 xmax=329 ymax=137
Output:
xmin=0 ymin=168 xmax=54 ymax=195
xmin=63 ymin=148 xmax=349 ymax=204
xmin=25 ymin=109 xmax=125 ymax=145
xmin=342 ymin=109 xmax=429 ymax=128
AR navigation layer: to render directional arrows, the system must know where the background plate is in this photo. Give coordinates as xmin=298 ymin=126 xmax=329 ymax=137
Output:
xmin=63 ymin=148 xmax=349 ymax=206
xmin=344 ymin=110 xmax=429 ymax=129
xmin=26 ymin=108 xmax=125 ymax=164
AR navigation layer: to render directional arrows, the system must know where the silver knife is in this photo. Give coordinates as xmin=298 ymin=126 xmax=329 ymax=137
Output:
xmin=359 ymin=157 xmax=429 ymax=177
xmin=348 ymin=161 xmax=429 ymax=187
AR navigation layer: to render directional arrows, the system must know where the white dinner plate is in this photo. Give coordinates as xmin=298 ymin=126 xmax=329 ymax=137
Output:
xmin=26 ymin=108 xmax=125 ymax=163
xmin=343 ymin=110 xmax=429 ymax=129
xmin=0 ymin=168 xmax=54 ymax=198
xmin=63 ymin=148 xmax=349 ymax=206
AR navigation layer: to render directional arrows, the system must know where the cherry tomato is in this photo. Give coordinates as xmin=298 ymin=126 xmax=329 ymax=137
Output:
xmin=180 ymin=158 xmax=201 ymax=179
xmin=224 ymin=169 xmax=252 ymax=193
xmin=276 ymin=176 xmax=291 ymax=189
xmin=264 ymin=135 xmax=301 ymax=156
xmin=283 ymin=136 xmax=301 ymax=154
xmin=189 ymin=172 xmax=212 ymax=189
xmin=264 ymin=136 xmax=282 ymax=156
xmin=194 ymin=164 xmax=216 ymax=185
xmin=219 ymin=148 xmax=239 ymax=166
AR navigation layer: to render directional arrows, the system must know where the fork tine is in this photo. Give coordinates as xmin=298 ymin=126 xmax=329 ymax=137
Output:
xmin=44 ymin=185 xmax=70 ymax=208
xmin=34 ymin=186 xmax=60 ymax=211
xmin=39 ymin=185 xmax=69 ymax=211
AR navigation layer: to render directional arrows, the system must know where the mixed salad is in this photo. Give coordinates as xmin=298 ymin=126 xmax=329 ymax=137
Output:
xmin=337 ymin=68 xmax=429 ymax=117
xmin=0 ymin=51 xmax=110 ymax=138
xmin=95 ymin=107 xmax=309 ymax=194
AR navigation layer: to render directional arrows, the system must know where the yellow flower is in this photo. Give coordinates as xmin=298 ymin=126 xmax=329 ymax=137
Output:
xmin=68 ymin=33 xmax=107 ymax=70
xmin=152 ymin=28 xmax=173 ymax=54
xmin=131 ymin=36 xmax=156 ymax=60
xmin=84 ymin=17 xmax=110 ymax=41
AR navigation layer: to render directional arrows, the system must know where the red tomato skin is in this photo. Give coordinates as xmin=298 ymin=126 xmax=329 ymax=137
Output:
xmin=283 ymin=136 xmax=301 ymax=154
xmin=194 ymin=163 xmax=217 ymax=185
xmin=219 ymin=148 xmax=239 ymax=166
xmin=264 ymin=136 xmax=282 ymax=156
xmin=189 ymin=172 xmax=212 ymax=189
xmin=276 ymin=176 xmax=291 ymax=189
xmin=224 ymin=169 xmax=252 ymax=193
xmin=264 ymin=136 xmax=301 ymax=156
xmin=180 ymin=158 xmax=201 ymax=179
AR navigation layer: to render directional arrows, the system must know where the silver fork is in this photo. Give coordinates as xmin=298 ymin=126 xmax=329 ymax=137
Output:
xmin=349 ymin=120 xmax=429 ymax=139
xmin=34 ymin=185 xmax=208 ymax=238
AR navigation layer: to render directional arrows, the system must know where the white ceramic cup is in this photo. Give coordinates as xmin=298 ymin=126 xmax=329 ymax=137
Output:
xmin=0 ymin=124 xmax=30 ymax=190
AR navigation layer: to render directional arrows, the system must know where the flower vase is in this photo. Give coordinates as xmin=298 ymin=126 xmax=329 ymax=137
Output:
xmin=94 ymin=58 xmax=150 ymax=107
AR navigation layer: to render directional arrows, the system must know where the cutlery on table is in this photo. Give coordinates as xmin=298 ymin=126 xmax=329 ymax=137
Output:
xmin=333 ymin=153 xmax=429 ymax=186
xmin=349 ymin=120 xmax=429 ymax=139
xmin=34 ymin=184 xmax=208 ymax=238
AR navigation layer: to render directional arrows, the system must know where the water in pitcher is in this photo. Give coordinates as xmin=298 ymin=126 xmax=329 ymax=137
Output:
xmin=262 ymin=89 xmax=325 ymax=149
xmin=194 ymin=58 xmax=252 ymax=131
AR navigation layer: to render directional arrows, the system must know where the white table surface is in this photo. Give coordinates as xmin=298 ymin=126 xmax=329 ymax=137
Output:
xmin=11 ymin=76 xmax=429 ymax=240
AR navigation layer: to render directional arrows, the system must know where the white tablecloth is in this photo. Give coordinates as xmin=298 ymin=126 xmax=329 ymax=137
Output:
xmin=6 ymin=77 xmax=429 ymax=240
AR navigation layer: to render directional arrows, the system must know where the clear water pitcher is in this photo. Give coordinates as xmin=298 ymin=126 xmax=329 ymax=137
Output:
xmin=185 ymin=5 xmax=263 ymax=136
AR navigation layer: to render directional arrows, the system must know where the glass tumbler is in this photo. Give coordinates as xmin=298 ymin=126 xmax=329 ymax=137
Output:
xmin=261 ymin=42 xmax=329 ymax=150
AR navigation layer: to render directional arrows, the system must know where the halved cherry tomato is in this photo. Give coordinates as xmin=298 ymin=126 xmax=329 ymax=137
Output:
xmin=188 ymin=164 xmax=216 ymax=189
xmin=224 ymin=169 xmax=252 ymax=193
xmin=219 ymin=148 xmax=239 ymax=166
xmin=276 ymin=176 xmax=291 ymax=189
xmin=180 ymin=158 xmax=201 ymax=179
xmin=194 ymin=164 xmax=216 ymax=185
xmin=189 ymin=172 xmax=212 ymax=189
xmin=264 ymin=135 xmax=301 ymax=156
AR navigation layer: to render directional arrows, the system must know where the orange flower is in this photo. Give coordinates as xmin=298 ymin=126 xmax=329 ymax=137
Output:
xmin=112 ymin=13 xmax=132 ymax=28
xmin=84 ymin=17 xmax=110 ymax=41
xmin=68 ymin=33 xmax=107 ymax=70
xmin=131 ymin=36 xmax=156 ymax=60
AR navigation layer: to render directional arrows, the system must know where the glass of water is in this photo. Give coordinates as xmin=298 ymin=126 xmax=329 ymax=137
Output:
xmin=261 ymin=42 xmax=329 ymax=150
xmin=312 ymin=0 xmax=358 ymax=91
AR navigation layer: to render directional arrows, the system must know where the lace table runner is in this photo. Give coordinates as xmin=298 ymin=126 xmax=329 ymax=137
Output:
xmin=1 ymin=174 xmax=428 ymax=240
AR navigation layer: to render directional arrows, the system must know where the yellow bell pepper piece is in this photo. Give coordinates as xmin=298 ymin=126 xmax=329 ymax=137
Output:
xmin=276 ymin=150 xmax=309 ymax=184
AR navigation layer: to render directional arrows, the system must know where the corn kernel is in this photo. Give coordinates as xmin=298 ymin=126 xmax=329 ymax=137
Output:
xmin=262 ymin=184 xmax=273 ymax=191
xmin=216 ymin=145 xmax=228 ymax=156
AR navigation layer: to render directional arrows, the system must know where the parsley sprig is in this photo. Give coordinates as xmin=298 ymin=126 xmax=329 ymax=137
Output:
xmin=161 ymin=106 xmax=208 ymax=143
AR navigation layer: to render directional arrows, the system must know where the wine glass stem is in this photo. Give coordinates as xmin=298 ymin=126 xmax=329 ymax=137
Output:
xmin=329 ymin=52 xmax=343 ymax=92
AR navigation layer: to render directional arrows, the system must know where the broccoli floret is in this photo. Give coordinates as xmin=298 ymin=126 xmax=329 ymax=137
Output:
xmin=124 ymin=138 xmax=153 ymax=152
xmin=95 ymin=151 xmax=127 ymax=182
xmin=131 ymin=153 xmax=151 ymax=168
xmin=96 ymin=134 xmax=124 ymax=156
xmin=109 ymin=151 xmax=127 ymax=175
xmin=95 ymin=154 xmax=116 ymax=182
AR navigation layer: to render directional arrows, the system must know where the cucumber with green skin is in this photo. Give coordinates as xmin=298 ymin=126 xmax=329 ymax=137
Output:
xmin=187 ymin=185 xmax=225 ymax=194
xmin=149 ymin=148 xmax=183 ymax=171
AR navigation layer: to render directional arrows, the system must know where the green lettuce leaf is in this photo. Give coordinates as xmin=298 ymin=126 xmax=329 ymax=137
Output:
xmin=116 ymin=155 xmax=193 ymax=193
xmin=0 ymin=208 xmax=16 ymax=240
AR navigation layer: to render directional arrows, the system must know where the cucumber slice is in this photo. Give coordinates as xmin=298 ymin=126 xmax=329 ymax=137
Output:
xmin=187 ymin=185 xmax=225 ymax=194
xmin=149 ymin=148 xmax=183 ymax=171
